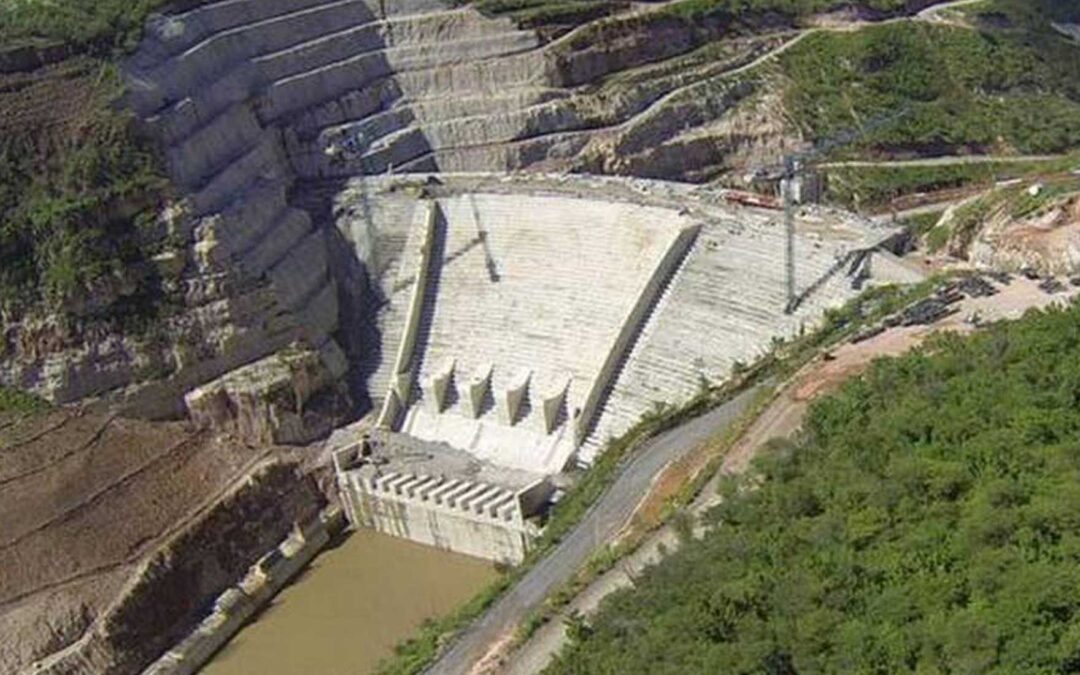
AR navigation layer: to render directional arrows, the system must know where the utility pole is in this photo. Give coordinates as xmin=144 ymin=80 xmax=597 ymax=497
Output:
xmin=782 ymin=155 xmax=798 ymax=314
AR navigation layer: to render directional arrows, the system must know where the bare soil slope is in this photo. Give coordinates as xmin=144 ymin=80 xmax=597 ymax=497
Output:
xmin=0 ymin=408 xmax=315 ymax=673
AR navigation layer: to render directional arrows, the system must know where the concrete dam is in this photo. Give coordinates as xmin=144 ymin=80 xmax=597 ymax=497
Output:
xmin=119 ymin=0 xmax=900 ymax=562
xmin=331 ymin=173 xmax=893 ymax=563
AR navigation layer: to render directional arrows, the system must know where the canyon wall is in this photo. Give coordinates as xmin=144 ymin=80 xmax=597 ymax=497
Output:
xmin=21 ymin=462 xmax=325 ymax=675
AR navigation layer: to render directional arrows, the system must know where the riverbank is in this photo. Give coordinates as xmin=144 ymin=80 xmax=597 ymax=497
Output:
xmin=201 ymin=528 xmax=496 ymax=675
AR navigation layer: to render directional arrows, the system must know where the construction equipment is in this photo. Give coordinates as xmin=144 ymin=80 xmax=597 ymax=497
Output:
xmin=753 ymin=108 xmax=911 ymax=313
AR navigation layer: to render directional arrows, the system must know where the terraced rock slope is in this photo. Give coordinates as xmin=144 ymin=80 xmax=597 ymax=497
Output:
xmin=80 ymin=0 xmax=799 ymax=421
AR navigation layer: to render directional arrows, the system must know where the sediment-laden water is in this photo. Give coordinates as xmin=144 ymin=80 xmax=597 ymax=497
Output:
xmin=202 ymin=529 xmax=496 ymax=675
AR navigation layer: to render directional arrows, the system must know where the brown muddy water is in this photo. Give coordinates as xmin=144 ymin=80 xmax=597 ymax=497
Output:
xmin=201 ymin=529 xmax=496 ymax=675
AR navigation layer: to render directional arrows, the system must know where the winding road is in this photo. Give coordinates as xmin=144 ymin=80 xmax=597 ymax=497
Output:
xmin=430 ymin=385 xmax=764 ymax=674
xmin=426 ymin=1 xmax=1011 ymax=672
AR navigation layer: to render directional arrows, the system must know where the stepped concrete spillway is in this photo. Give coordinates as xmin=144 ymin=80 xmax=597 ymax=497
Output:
xmin=331 ymin=173 xmax=898 ymax=560
xmin=397 ymin=192 xmax=694 ymax=475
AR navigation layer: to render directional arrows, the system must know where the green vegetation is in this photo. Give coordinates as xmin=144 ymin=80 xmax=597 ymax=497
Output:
xmin=918 ymin=173 xmax=1080 ymax=255
xmin=781 ymin=18 xmax=1080 ymax=158
xmin=1008 ymin=175 xmax=1080 ymax=219
xmin=0 ymin=2 xmax=174 ymax=323
xmin=0 ymin=0 xmax=168 ymax=53
xmin=0 ymin=384 xmax=49 ymax=415
xmin=823 ymin=155 xmax=1080 ymax=210
xmin=0 ymin=64 xmax=170 ymax=319
xmin=925 ymin=220 xmax=952 ymax=253
xmin=550 ymin=300 xmax=1080 ymax=674
xmin=471 ymin=0 xmax=918 ymax=28
xmin=663 ymin=0 xmax=912 ymax=22
xmin=901 ymin=210 xmax=944 ymax=236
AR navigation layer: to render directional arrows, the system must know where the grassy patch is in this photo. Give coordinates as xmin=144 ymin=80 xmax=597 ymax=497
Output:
xmin=0 ymin=385 xmax=49 ymax=415
xmin=925 ymin=221 xmax=953 ymax=253
xmin=902 ymin=210 xmax=945 ymax=236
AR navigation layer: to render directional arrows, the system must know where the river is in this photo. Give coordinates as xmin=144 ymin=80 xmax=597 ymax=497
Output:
xmin=201 ymin=529 xmax=497 ymax=675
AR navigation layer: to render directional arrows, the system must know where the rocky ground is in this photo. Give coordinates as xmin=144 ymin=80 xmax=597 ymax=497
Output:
xmin=0 ymin=407 xmax=325 ymax=674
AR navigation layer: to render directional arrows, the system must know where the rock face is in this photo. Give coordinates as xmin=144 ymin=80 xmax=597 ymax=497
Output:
xmin=969 ymin=198 xmax=1080 ymax=274
xmin=1 ymin=0 xmax=804 ymax=420
xmin=185 ymin=344 xmax=351 ymax=445
xmin=22 ymin=461 xmax=325 ymax=675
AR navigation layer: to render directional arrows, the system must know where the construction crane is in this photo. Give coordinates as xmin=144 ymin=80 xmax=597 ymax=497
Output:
xmin=757 ymin=107 xmax=912 ymax=314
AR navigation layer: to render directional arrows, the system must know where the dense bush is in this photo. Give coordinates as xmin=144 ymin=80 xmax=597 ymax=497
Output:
xmin=0 ymin=0 xmax=168 ymax=53
xmin=664 ymin=0 xmax=914 ymax=21
xmin=550 ymin=301 xmax=1080 ymax=673
xmin=0 ymin=64 xmax=170 ymax=320
xmin=0 ymin=3 xmax=174 ymax=322
xmin=473 ymin=0 xmax=917 ymax=27
xmin=781 ymin=7 xmax=1080 ymax=157
xmin=823 ymin=156 xmax=1080 ymax=209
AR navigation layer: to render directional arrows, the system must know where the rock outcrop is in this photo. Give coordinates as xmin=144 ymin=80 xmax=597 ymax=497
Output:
xmin=185 ymin=343 xmax=351 ymax=445
xmin=967 ymin=193 xmax=1080 ymax=275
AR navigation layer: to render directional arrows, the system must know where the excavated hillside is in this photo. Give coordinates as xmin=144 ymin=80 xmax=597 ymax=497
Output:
xmin=0 ymin=405 xmax=326 ymax=674
xmin=0 ymin=0 xmax=1077 ymax=672
xmin=3 ymin=0 xmax=1077 ymax=423
xmin=920 ymin=174 xmax=1080 ymax=273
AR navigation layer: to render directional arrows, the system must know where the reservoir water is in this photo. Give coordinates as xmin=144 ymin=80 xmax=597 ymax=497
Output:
xmin=201 ymin=529 xmax=497 ymax=675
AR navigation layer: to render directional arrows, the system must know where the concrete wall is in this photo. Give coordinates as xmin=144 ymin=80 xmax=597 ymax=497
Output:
xmin=573 ymin=224 xmax=701 ymax=446
xmin=142 ymin=510 xmax=341 ymax=675
xmin=339 ymin=465 xmax=544 ymax=564
xmin=376 ymin=199 xmax=436 ymax=428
